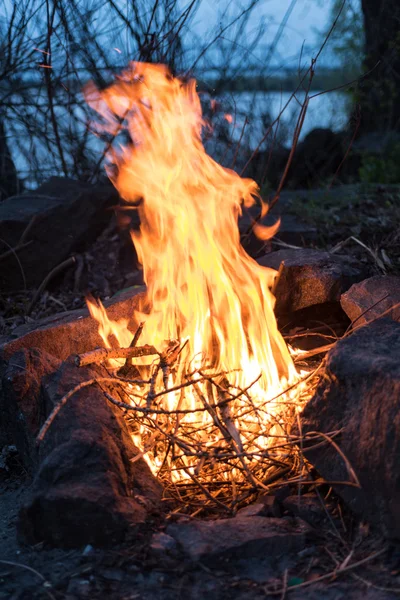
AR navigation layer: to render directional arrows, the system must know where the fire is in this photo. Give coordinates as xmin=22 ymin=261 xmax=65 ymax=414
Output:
xmin=85 ymin=63 xmax=299 ymax=492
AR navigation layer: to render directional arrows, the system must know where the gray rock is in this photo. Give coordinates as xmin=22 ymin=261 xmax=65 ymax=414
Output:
xmin=237 ymin=496 xmax=281 ymax=518
xmin=299 ymin=318 xmax=400 ymax=539
xmin=17 ymin=357 xmax=162 ymax=547
xmin=166 ymin=516 xmax=310 ymax=562
xmin=282 ymin=494 xmax=330 ymax=528
xmin=0 ymin=347 xmax=61 ymax=471
xmin=341 ymin=275 xmax=400 ymax=325
xmin=1 ymin=286 xmax=146 ymax=362
xmin=150 ymin=532 xmax=178 ymax=553
xmin=236 ymin=503 xmax=269 ymax=518
xmin=257 ymin=248 xmax=364 ymax=314
xmin=0 ymin=176 xmax=118 ymax=291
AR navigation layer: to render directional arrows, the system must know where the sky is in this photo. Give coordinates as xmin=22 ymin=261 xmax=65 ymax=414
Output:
xmin=190 ymin=0 xmax=336 ymax=69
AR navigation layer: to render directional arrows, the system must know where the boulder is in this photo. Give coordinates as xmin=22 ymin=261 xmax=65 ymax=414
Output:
xmin=0 ymin=286 xmax=146 ymax=362
xmin=257 ymin=249 xmax=364 ymax=314
xmin=0 ymin=347 xmax=61 ymax=471
xmin=299 ymin=319 xmax=400 ymax=539
xmin=0 ymin=176 xmax=118 ymax=291
xmin=18 ymin=357 xmax=162 ymax=547
xmin=341 ymin=275 xmax=400 ymax=326
xmin=287 ymin=128 xmax=345 ymax=189
xmin=166 ymin=516 xmax=310 ymax=562
xmin=282 ymin=494 xmax=335 ymax=529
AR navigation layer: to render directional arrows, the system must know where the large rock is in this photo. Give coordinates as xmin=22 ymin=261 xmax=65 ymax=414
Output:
xmin=248 ymin=128 xmax=349 ymax=189
xmin=18 ymin=357 xmax=162 ymax=547
xmin=341 ymin=275 xmax=400 ymax=325
xmin=167 ymin=516 xmax=310 ymax=563
xmin=0 ymin=286 xmax=146 ymax=362
xmin=0 ymin=177 xmax=118 ymax=290
xmin=0 ymin=348 xmax=61 ymax=471
xmin=299 ymin=319 xmax=400 ymax=539
xmin=257 ymin=248 xmax=364 ymax=314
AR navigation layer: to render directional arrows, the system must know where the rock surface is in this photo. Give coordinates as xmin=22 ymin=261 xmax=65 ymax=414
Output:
xmin=341 ymin=275 xmax=400 ymax=325
xmin=299 ymin=318 xmax=400 ymax=539
xmin=166 ymin=516 xmax=310 ymax=562
xmin=18 ymin=357 xmax=162 ymax=547
xmin=0 ymin=286 xmax=146 ymax=362
xmin=257 ymin=248 xmax=364 ymax=314
xmin=282 ymin=495 xmax=333 ymax=528
xmin=0 ymin=176 xmax=118 ymax=290
xmin=0 ymin=347 xmax=61 ymax=471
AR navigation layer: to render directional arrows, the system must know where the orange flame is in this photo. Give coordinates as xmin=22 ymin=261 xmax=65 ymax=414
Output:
xmin=85 ymin=63 xmax=297 ymax=479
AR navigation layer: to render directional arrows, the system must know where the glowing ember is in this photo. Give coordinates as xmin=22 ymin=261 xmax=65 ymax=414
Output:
xmin=85 ymin=63 xmax=300 ymax=494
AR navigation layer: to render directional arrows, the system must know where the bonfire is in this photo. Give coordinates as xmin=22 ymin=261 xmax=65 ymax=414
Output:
xmin=40 ymin=62 xmax=312 ymax=512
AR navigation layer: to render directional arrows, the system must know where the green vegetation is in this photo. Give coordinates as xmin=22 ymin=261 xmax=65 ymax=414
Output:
xmin=285 ymin=185 xmax=400 ymax=243
xmin=359 ymin=143 xmax=400 ymax=185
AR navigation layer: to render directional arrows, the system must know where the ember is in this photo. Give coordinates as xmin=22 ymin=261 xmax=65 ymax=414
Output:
xmin=83 ymin=62 xmax=308 ymax=509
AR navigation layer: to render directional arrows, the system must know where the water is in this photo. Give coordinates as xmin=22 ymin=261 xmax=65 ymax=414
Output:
xmin=8 ymin=89 xmax=350 ymax=187
xmin=211 ymin=90 xmax=350 ymax=149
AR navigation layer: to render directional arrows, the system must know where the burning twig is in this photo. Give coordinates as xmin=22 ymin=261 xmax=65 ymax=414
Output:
xmin=75 ymin=344 xmax=158 ymax=367
xmin=118 ymin=321 xmax=145 ymax=377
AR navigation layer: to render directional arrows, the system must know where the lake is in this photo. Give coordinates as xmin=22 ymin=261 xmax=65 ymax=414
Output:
xmin=211 ymin=90 xmax=350 ymax=149
xmin=8 ymin=89 xmax=350 ymax=187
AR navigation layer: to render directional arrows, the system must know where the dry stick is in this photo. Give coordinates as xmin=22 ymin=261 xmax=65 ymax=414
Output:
xmin=331 ymin=235 xmax=387 ymax=272
xmin=44 ymin=0 xmax=68 ymax=176
xmin=339 ymin=299 xmax=400 ymax=346
xmin=294 ymin=343 xmax=335 ymax=361
xmin=264 ymin=547 xmax=388 ymax=596
xmin=0 ymin=240 xmax=32 ymax=261
xmin=0 ymin=237 xmax=27 ymax=289
xmin=75 ymin=344 xmax=158 ymax=367
xmin=324 ymin=547 xmax=390 ymax=592
xmin=0 ymin=214 xmax=36 ymax=262
xmin=240 ymin=1 xmax=354 ymax=236
xmin=73 ymin=253 xmax=85 ymax=292
xmin=27 ymin=256 xmax=77 ymax=315
xmin=269 ymin=95 xmax=310 ymax=213
xmin=280 ymin=568 xmax=288 ymax=600
xmin=217 ymin=380 xmax=259 ymax=488
xmin=118 ymin=321 xmax=145 ymax=375
xmin=231 ymin=116 xmax=248 ymax=170
xmin=104 ymin=378 xmax=242 ymax=416
xmin=36 ymin=375 xmax=150 ymax=444
xmin=179 ymin=464 xmax=231 ymax=512
xmin=296 ymin=294 xmax=397 ymax=361
xmin=0 ymin=560 xmax=56 ymax=600
xmin=241 ymin=92 xmax=310 ymax=245
xmin=328 ymin=105 xmax=361 ymax=189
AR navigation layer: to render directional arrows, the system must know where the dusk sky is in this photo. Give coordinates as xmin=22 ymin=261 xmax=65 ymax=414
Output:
xmin=192 ymin=0 xmax=339 ymax=68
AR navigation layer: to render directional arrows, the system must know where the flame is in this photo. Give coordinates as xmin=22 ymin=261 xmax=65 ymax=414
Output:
xmin=85 ymin=63 xmax=298 ymax=483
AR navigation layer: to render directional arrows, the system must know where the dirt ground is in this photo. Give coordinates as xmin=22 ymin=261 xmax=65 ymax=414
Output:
xmin=2 ymin=184 xmax=400 ymax=599
xmin=2 ymin=461 xmax=400 ymax=599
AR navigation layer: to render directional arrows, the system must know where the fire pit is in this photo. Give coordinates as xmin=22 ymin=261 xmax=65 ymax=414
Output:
xmin=3 ymin=63 xmax=400 ymax=565
xmin=1 ymin=63 xmax=317 ymax=546
xmin=62 ymin=61 xmax=312 ymax=511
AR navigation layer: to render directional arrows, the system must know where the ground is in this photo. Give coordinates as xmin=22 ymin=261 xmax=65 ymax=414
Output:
xmin=1 ymin=469 xmax=400 ymax=599
xmin=1 ymin=184 xmax=400 ymax=598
